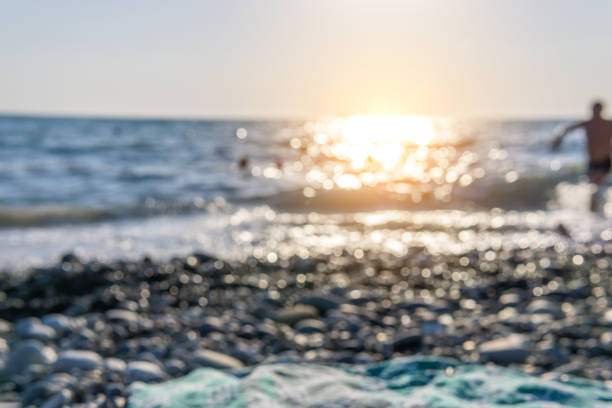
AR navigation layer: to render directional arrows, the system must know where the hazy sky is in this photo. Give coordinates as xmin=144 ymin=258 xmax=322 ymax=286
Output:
xmin=1 ymin=0 xmax=611 ymax=119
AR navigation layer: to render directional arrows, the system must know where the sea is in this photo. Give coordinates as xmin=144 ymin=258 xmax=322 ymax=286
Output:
xmin=0 ymin=114 xmax=609 ymax=272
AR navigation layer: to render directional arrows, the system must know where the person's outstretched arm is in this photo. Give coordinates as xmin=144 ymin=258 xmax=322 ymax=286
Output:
xmin=551 ymin=122 xmax=585 ymax=150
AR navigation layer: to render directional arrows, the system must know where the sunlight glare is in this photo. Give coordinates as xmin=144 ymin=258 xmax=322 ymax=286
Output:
xmin=335 ymin=115 xmax=435 ymax=171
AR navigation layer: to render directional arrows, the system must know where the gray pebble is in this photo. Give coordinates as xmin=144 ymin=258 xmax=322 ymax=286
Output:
xmin=601 ymin=331 xmax=612 ymax=352
xmin=126 ymin=361 xmax=167 ymax=382
xmin=0 ymin=320 xmax=11 ymax=334
xmin=274 ymin=305 xmax=319 ymax=325
xmin=15 ymin=318 xmax=56 ymax=342
xmin=603 ymin=309 xmax=612 ymax=327
xmin=3 ymin=340 xmax=57 ymax=375
xmin=478 ymin=333 xmax=529 ymax=365
xmin=53 ymin=350 xmax=103 ymax=372
xmin=392 ymin=330 xmax=422 ymax=351
xmin=104 ymin=358 xmax=127 ymax=373
xmin=192 ymin=349 xmax=245 ymax=369
xmin=527 ymin=299 xmax=562 ymax=318
xmin=499 ymin=293 xmax=521 ymax=306
xmin=40 ymin=389 xmax=72 ymax=408
xmin=164 ymin=359 xmax=186 ymax=377
xmin=295 ymin=319 xmax=326 ymax=334
xmin=199 ymin=316 xmax=225 ymax=335
xmin=299 ymin=294 xmax=343 ymax=312
xmin=41 ymin=314 xmax=73 ymax=334
xmin=20 ymin=373 xmax=74 ymax=406
xmin=105 ymin=309 xmax=139 ymax=324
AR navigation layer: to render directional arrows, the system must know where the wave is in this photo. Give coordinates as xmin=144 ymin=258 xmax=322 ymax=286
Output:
xmin=0 ymin=207 xmax=114 ymax=227
xmin=0 ymin=201 xmax=218 ymax=228
xmin=263 ymin=170 xmax=588 ymax=213
xmin=0 ymin=165 xmax=596 ymax=228
xmin=130 ymin=357 xmax=612 ymax=408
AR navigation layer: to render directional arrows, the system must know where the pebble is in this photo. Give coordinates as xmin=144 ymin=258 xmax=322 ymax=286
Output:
xmin=192 ymin=349 xmax=245 ymax=370
xmin=4 ymin=340 xmax=57 ymax=374
xmin=0 ymin=338 xmax=8 ymax=356
xmin=0 ymin=320 xmax=11 ymax=334
xmin=526 ymin=299 xmax=562 ymax=318
xmin=199 ymin=316 xmax=225 ymax=335
xmin=603 ymin=309 xmax=612 ymax=327
xmin=40 ymin=389 xmax=72 ymax=408
xmin=164 ymin=359 xmax=187 ymax=377
xmin=299 ymin=294 xmax=343 ymax=313
xmin=53 ymin=350 xmax=103 ymax=372
xmin=274 ymin=305 xmax=319 ymax=325
xmin=126 ymin=361 xmax=167 ymax=383
xmin=421 ymin=320 xmax=445 ymax=336
xmin=41 ymin=314 xmax=73 ymax=334
xmin=15 ymin=318 xmax=56 ymax=342
xmin=20 ymin=374 xmax=75 ymax=407
xmin=499 ymin=293 xmax=521 ymax=307
xmin=478 ymin=333 xmax=529 ymax=365
xmin=106 ymin=309 xmax=140 ymax=324
xmin=601 ymin=331 xmax=612 ymax=352
xmin=392 ymin=331 xmax=422 ymax=352
xmin=295 ymin=319 xmax=326 ymax=334
xmin=104 ymin=358 xmax=127 ymax=373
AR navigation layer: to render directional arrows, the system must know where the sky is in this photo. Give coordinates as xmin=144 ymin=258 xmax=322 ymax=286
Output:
xmin=1 ymin=0 xmax=611 ymax=119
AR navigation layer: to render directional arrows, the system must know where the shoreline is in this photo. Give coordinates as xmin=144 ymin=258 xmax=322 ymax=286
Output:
xmin=0 ymin=247 xmax=611 ymax=406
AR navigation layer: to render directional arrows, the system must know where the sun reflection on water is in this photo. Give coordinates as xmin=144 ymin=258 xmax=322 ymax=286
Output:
xmin=337 ymin=115 xmax=435 ymax=169
xmin=294 ymin=115 xmax=479 ymax=203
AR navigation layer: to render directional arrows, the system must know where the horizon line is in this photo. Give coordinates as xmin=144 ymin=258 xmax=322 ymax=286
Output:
xmin=0 ymin=109 xmax=580 ymax=123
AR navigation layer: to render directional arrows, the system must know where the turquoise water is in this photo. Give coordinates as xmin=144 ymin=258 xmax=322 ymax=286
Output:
xmin=129 ymin=358 xmax=612 ymax=408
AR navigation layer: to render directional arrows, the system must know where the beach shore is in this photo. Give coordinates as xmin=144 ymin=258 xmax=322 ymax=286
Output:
xmin=0 ymin=246 xmax=611 ymax=406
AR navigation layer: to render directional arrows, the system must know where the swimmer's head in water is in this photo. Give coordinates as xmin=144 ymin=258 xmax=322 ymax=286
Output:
xmin=592 ymin=100 xmax=604 ymax=117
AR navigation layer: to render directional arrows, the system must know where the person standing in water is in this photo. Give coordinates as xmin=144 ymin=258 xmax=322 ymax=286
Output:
xmin=552 ymin=100 xmax=612 ymax=211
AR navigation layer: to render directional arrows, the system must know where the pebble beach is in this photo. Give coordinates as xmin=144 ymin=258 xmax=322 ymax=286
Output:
xmin=1 ymin=244 xmax=611 ymax=406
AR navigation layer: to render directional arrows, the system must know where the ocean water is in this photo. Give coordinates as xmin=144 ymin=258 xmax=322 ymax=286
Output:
xmin=0 ymin=114 xmax=609 ymax=270
xmin=129 ymin=357 xmax=612 ymax=408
